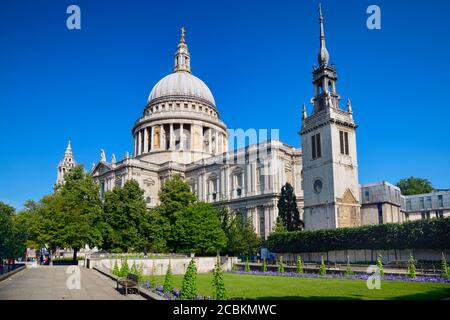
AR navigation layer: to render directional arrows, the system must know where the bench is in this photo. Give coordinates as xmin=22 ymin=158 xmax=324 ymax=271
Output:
xmin=117 ymin=273 xmax=140 ymax=295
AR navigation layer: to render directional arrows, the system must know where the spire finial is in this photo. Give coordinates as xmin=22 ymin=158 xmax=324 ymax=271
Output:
xmin=302 ymin=103 xmax=307 ymax=120
xmin=318 ymin=3 xmax=330 ymax=66
xmin=100 ymin=149 xmax=106 ymax=162
xmin=174 ymin=27 xmax=191 ymax=73
xmin=64 ymin=140 xmax=73 ymax=156
xmin=347 ymin=98 xmax=353 ymax=114
xmin=180 ymin=26 xmax=186 ymax=43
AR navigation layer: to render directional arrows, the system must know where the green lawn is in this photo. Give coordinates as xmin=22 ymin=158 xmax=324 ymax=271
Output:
xmin=145 ymin=273 xmax=450 ymax=300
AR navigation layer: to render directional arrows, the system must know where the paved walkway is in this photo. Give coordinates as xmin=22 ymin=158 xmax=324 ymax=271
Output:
xmin=0 ymin=266 xmax=144 ymax=300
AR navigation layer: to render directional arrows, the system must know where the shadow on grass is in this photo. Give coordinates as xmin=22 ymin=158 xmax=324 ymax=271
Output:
xmin=230 ymin=295 xmax=362 ymax=301
xmin=391 ymin=287 xmax=450 ymax=300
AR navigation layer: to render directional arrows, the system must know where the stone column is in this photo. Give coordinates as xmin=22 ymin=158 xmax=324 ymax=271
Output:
xmin=137 ymin=130 xmax=142 ymax=155
xmin=198 ymin=174 xmax=203 ymax=200
xmin=264 ymin=205 xmax=271 ymax=240
xmin=180 ymin=123 xmax=184 ymax=151
xmin=143 ymin=128 xmax=149 ymax=153
xmin=246 ymin=164 xmax=252 ymax=196
xmin=160 ymin=125 xmax=164 ymax=150
xmin=202 ymin=172 xmax=207 ymax=202
xmin=149 ymin=126 xmax=153 ymax=152
xmin=226 ymin=166 xmax=231 ymax=199
xmin=170 ymin=124 xmax=174 ymax=150
xmin=252 ymin=164 xmax=257 ymax=195
xmin=214 ymin=130 xmax=219 ymax=155
xmin=208 ymin=129 xmax=212 ymax=154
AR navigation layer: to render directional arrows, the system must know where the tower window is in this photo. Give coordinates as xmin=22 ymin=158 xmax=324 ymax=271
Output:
xmin=438 ymin=195 xmax=443 ymax=207
xmin=311 ymin=133 xmax=322 ymax=159
xmin=339 ymin=131 xmax=349 ymax=155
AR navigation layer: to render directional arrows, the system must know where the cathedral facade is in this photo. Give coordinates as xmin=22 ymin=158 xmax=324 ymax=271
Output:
xmin=56 ymin=7 xmax=450 ymax=239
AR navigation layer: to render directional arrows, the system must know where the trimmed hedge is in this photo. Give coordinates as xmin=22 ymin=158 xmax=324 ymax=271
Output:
xmin=267 ymin=218 xmax=450 ymax=253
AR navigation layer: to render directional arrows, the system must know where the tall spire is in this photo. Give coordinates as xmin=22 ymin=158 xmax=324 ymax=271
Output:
xmin=302 ymin=103 xmax=308 ymax=121
xmin=318 ymin=4 xmax=330 ymax=66
xmin=174 ymin=26 xmax=191 ymax=73
xmin=65 ymin=140 xmax=73 ymax=156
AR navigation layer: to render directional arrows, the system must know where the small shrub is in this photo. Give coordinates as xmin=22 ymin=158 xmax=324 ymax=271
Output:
xmin=119 ymin=259 xmax=129 ymax=277
xmin=130 ymin=261 xmax=138 ymax=275
xmin=277 ymin=256 xmax=285 ymax=273
xmin=163 ymin=261 xmax=173 ymax=293
xmin=319 ymin=256 xmax=326 ymax=277
xmin=344 ymin=261 xmax=354 ymax=276
xmin=112 ymin=260 xmax=119 ymax=276
xmin=244 ymin=258 xmax=251 ymax=272
xmin=407 ymin=254 xmax=417 ymax=279
xmin=180 ymin=259 xmax=197 ymax=300
xmin=262 ymin=258 xmax=268 ymax=273
xmin=296 ymin=256 xmax=304 ymax=274
xmin=376 ymin=254 xmax=384 ymax=277
xmin=441 ymin=252 xmax=449 ymax=278
xmin=212 ymin=256 xmax=227 ymax=300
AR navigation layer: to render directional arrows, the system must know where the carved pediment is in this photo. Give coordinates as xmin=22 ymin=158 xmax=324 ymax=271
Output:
xmin=340 ymin=188 xmax=358 ymax=204
xmin=92 ymin=162 xmax=111 ymax=175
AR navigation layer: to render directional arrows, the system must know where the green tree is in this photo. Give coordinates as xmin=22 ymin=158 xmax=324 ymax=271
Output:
xmin=396 ymin=177 xmax=433 ymax=196
xmin=244 ymin=257 xmax=251 ymax=272
xmin=158 ymin=174 xmax=197 ymax=225
xmin=407 ymin=254 xmax=417 ymax=279
xmin=102 ymin=180 xmax=149 ymax=253
xmin=376 ymin=254 xmax=384 ymax=277
xmin=277 ymin=183 xmax=303 ymax=231
xmin=296 ymin=256 xmax=304 ymax=274
xmin=163 ymin=261 xmax=173 ymax=293
xmin=180 ymin=259 xmax=197 ymax=300
xmin=226 ymin=214 xmax=261 ymax=257
xmin=441 ymin=253 xmax=449 ymax=278
xmin=119 ymin=259 xmax=130 ymax=277
xmin=173 ymin=202 xmax=227 ymax=255
xmin=144 ymin=208 xmax=170 ymax=253
xmin=277 ymin=256 xmax=285 ymax=273
xmin=319 ymin=256 xmax=326 ymax=277
xmin=112 ymin=260 xmax=119 ymax=276
xmin=272 ymin=216 xmax=287 ymax=233
xmin=0 ymin=202 xmax=15 ymax=266
xmin=0 ymin=202 xmax=28 ymax=269
xmin=262 ymin=258 xmax=268 ymax=273
xmin=344 ymin=255 xmax=354 ymax=276
xmin=212 ymin=256 xmax=227 ymax=300
xmin=49 ymin=165 xmax=104 ymax=260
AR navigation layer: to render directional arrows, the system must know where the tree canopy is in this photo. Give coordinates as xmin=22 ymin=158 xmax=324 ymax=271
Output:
xmin=102 ymin=180 xmax=150 ymax=253
xmin=277 ymin=183 xmax=303 ymax=231
xmin=396 ymin=177 xmax=433 ymax=196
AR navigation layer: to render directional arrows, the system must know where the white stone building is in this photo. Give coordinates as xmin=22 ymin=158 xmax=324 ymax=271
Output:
xmin=56 ymin=8 xmax=448 ymax=238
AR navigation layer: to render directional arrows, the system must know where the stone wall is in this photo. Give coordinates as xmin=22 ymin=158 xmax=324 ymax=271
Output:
xmin=88 ymin=256 xmax=238 ymax=275
xmin=271 ymin=249 xmax=450 ymax=264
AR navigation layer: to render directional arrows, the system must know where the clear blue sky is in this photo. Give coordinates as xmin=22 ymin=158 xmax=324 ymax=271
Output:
xmin=1 ymin=0 xmax=449 ymax=209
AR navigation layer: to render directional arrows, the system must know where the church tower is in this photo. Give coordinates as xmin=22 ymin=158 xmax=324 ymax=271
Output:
xmin=57 ymin=141 xmax=76 ymax=185
xmin=301 ymin=5 xmax=361 ymax=230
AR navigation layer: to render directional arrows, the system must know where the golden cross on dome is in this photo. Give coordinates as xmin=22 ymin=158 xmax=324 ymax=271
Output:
xmin=180 ymin=26 xmax=186 ymax=43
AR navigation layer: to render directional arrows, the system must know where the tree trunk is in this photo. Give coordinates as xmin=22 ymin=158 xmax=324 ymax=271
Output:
xmin=73 ymin=248 xmax=79 ymax=262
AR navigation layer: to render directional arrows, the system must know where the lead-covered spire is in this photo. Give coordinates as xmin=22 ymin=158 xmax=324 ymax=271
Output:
xmin=65 ymin=140 xmax=73 ymax=157
xmin=173 ymin=27 xmax=191 ymax=73
xmin=318 ymin=4 xmax=330 ymax=66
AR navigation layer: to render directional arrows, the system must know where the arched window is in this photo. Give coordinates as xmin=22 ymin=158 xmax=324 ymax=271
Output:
xmin=328 ymin=81 xmax=333 ymax=93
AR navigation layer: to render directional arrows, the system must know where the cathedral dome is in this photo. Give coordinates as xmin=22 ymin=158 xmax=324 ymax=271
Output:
xmin=148 ymin=71 xmax=216 ymax=107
